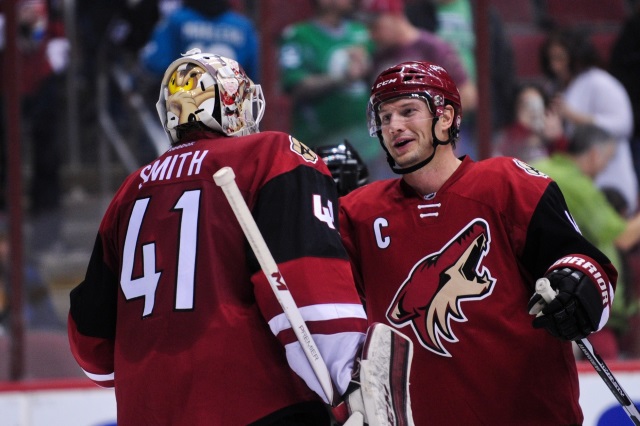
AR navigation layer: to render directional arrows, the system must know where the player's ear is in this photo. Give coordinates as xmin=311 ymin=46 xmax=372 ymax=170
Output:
xmin=434 ymin=105 xmax=454 ymax=140
xmin=440 ymin=105 xmax=455 ymax=129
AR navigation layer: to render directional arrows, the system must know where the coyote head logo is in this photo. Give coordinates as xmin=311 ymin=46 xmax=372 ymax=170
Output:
xmin=387 ymin=219 xmax=495 ymax=357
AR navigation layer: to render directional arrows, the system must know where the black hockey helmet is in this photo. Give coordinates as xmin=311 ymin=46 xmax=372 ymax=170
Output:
xmin=317 ymin=141 xmax=369 ymax=196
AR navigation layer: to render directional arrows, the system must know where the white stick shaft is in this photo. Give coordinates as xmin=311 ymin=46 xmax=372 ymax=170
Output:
xmin=535 ymin=277 xmax=557 ymax=304
xmin=535 ymin=278 xmax=640 ymax=424
xmin=213 ymin=167 xmax=334 ymax=404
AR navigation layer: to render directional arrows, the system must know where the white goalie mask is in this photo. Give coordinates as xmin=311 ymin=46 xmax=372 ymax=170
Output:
xmin=156 ymin=49 xmax=265 ymax=143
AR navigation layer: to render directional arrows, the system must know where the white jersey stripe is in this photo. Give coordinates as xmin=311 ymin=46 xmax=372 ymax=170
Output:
xmin=268 ymin=303 xmax=367 ymax=336
xmin=83 ymin=369 xmax=115 ymax=383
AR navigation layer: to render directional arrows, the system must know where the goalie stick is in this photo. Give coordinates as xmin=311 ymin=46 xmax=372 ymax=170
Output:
xmin=214 ymin=166 xmax=414 ymax=426
xmin=213 ymin=166 xmax=336 ymax=405
xmin=536 ymin=278 xmax=640 ymax=426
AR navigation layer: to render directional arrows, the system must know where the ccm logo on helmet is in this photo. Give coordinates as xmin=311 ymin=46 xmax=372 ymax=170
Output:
xmin=376 ymin=78 xmax=397 ymax=89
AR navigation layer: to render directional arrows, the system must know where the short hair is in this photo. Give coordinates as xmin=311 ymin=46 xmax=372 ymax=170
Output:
xmin=566 ymin=123 xmax=614 ymax=155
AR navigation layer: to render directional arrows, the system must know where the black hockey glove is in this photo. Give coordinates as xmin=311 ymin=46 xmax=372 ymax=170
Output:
xmin=528 ymin=267 xmax=605 ymax=341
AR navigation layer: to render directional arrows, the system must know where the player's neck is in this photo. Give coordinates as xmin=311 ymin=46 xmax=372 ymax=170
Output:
xmin=403 ymin=150 xmax=461 ymax=196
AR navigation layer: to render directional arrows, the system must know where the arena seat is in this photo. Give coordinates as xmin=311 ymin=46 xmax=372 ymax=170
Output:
xmin=489 ymin=0 xmax=538 ymax=25
xmin=508 ymin=30 xmax=546 ymax=81
xmin=540 ymin=0 xmax=628 ymax=28
xmin=590 ymin=30 xmax=619 ymax=65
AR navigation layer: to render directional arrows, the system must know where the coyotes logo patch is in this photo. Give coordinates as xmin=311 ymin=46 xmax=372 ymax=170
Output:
xmin=513 ymin=158 xmax=547 ymax=178
xmin=289 ymin=136 xmax=317 ymax=163
xmin=387 ymin=219 xmax=496 ymax=357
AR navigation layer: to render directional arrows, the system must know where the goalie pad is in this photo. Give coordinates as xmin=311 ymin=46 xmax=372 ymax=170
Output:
xmin=346 ymin=323 xmax=414 ymax=426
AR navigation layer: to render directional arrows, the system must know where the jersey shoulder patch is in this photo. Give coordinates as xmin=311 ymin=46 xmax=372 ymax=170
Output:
xmin=512 ymin=158 xmax=548 ymax=178
xmin=289 ymin=135 xmax=318 ymax=163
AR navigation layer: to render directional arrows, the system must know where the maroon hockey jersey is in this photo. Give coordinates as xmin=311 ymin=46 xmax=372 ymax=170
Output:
xmin=339 ymin=156 xmax=617 ymax=425
xmin=68 ymin=131 xmax=367 ymax=425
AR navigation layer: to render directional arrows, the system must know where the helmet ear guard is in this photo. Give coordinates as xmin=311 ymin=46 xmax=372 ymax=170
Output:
xmin=156 ymin=49 xmax=265 ymax=144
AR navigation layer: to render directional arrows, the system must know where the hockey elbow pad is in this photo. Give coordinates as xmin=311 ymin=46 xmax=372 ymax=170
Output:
xmin=528 ymin=256 xmax=612 ymax=341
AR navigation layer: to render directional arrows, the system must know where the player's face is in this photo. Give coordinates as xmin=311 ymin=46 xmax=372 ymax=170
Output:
xmin=378 ymin=97 xmax=435 ymax=168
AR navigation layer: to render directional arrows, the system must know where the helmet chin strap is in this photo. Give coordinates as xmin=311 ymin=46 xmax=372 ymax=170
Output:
xmin=381 ymin=117 xmax=453 ymax=175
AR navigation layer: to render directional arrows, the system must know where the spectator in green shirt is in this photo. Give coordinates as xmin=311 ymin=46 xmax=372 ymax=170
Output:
xmin=278 ymin=0 xmax=386 ymax=178
xmin=533 ymin=123 xmax=640 ymax=359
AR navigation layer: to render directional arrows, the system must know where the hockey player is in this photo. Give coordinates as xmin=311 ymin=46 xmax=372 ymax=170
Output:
xmin=68 ymin=50 xmax=368 ymax=425
xmin=339 ymin=61 xmax=618 ymax=425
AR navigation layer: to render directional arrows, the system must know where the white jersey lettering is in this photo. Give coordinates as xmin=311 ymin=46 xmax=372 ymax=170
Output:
xmin=313 ymin=194 xmax=335 ymax=229
xmin=139 ymin=150 xmax=210 ymax=188
xmin=373 ymin=217 xmax=390 ymax=249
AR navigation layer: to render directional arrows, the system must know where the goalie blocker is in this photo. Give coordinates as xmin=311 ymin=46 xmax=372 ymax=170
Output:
xmin=335 ymin=323 xmax=415 ymax=426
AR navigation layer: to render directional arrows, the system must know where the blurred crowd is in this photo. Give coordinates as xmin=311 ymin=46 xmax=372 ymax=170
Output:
xmin=1 ymin=0 xmax=640 ymax=379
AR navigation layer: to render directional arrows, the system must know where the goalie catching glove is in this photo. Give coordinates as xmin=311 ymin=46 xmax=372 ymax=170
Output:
xmin=528 ymin=255 xmax=614 ymax=341
xmin=333 ymin=323 xmax=415 ymax=426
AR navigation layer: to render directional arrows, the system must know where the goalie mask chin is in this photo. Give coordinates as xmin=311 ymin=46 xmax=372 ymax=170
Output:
xmin=156 ymin=49 xmax=265 ymax=144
